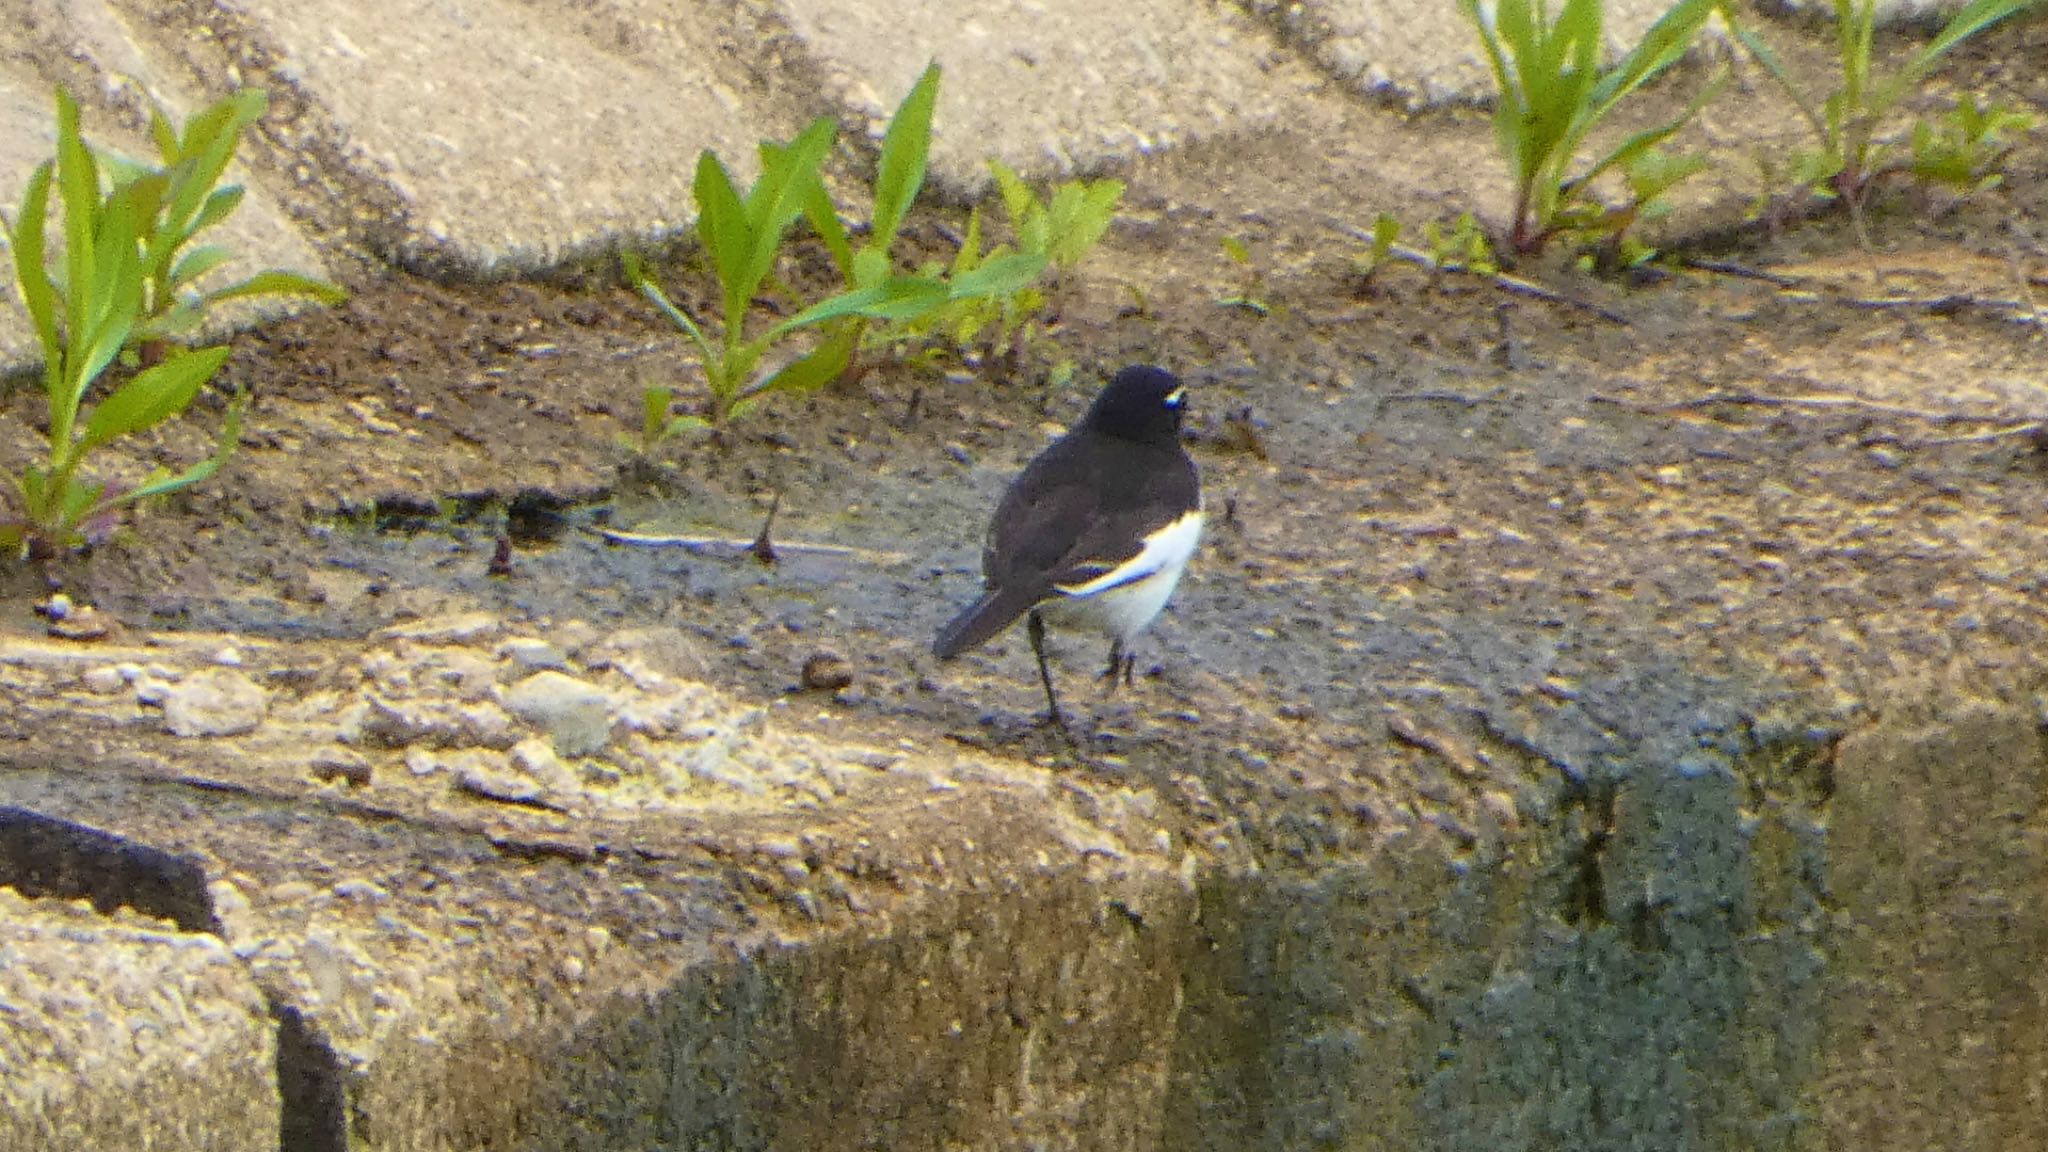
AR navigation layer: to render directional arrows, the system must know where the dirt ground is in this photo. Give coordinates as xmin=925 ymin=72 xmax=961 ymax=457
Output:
xmin=3 ymin=23 xmax=2047 ymax=870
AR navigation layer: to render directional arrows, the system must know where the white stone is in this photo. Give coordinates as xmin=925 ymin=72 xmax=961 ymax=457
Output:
xmin=162 ymin=668 xmax=268 ymax=737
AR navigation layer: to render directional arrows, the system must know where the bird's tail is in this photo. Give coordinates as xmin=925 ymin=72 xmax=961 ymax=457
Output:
xmin=932 ymin=587 xmax=1040 ymax=660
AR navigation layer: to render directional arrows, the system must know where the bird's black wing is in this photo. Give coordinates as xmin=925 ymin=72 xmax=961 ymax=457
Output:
xmin=985 ymin=433 xmax=1199 ymax=595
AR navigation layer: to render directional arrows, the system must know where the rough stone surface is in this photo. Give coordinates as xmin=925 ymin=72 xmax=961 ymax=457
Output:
xmin=162 ymin=666 xmax=270 ymax=737
xmin=0 ymin=888 xmax=278 ymax=1152
xmin=0 ymin=759 xmax=1189 ymax=1151
xmin=501 ymin=669 xmax=617 ymax=757
xmin=774 ymin=0 xmax=1311 ymax=194
xmin=171 ymin=0 xmax=789 ymax=271
xmin=1820 ymin=697 xmax=2048 ymax=1152
xmin=0 ymin=0 xmax=1988 ymax=313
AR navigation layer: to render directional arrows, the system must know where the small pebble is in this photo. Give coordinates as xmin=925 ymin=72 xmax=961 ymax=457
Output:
xmin=47 ymin=603 xmax=113 ymax=641
xmin=800 ymin=652 xmax=854 ymax=693
xmin=311 ymin=749 xmax=373 ymax=788
xmin=81 ymin=666 xmax=125 ymax=695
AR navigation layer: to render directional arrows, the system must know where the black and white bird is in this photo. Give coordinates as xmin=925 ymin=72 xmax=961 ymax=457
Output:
xmin=933 ymin=364 xmax=1203 ymax=728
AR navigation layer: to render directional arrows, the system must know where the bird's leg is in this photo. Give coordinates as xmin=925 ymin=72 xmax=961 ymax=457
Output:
xmin=1029 ymin=610 xmax=1067 ymax=731
xmin=1100 ymin=638 xmax=1125 ymax=694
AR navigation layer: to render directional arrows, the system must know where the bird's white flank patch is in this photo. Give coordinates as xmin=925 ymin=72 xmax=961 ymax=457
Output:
xmin=1048 ymin=509 xmax=1204 ymax=643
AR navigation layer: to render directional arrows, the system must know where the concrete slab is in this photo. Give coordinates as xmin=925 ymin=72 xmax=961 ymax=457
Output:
xmin=0 ymin=887 xmax=279 ymax=1152
xmin=769 ymin=0 xmax=1319 ymax=193
xmin=1243 ymin=0 xmax=1715 ymax=106
xmin=180 ymin=0 xmax=797 ymax=272
xmin=0 ymin=725 xmax=1193 ymax=1149
xmin=0 ymin=63 xmax=52 ymax=366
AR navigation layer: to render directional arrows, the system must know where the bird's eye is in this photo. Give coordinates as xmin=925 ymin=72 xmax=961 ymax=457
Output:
xmin=1165 ymin=387 xmax=1186 ymax=409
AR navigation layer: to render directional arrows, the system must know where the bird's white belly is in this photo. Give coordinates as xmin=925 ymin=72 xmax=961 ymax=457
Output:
xmin=1043 ymin=510 xmax=1203 ymax=643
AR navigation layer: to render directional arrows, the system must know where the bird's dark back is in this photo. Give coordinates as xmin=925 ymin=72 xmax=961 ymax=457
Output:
xmin=982 ymin=430 xmax=1198 ymax=594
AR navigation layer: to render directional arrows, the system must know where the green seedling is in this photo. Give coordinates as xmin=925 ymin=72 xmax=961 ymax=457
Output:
xmin=1909 ymin=93 xmax=2036 ymax=193
xmin=916 ymin=162 xmax=1122 ymax=363
xmin=802 ymin=63 xmax=1047 ymax=372
xmin=1736 ymin=0 xmax=2040 ymax=218
xmin=104 ymin=89 xmax=344 ymax=359
xmin=1462 ymin=0 xmax=1722 ymax=257
xmin=1217 ymin=236 xmax=1269 ymax=315
xmin=1351 ymin=213 xmax=1403 ymax=281
xmin=990 ymin=160 xmax=1123 ymax=280
xmin=886 ymin=203 xmax=1040 ymax=366
xmin=623 ymin=118 xmax=955 ymax=432
xmin=1425 ymin=213 xmax=1501 ymax=277
xmin=882 ymin=163 xmax=1120 ymax=371
xmin=1 ymin=89 xmax=260 ymax=558
xmin=626 ymin=76 xmax=1047 ymax=433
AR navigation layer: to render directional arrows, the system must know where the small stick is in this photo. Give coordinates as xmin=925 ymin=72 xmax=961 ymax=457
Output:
xmin=1906 ymin=421 xmax=2045 ymax=448
xmin=595 ymin=527 xmax=908 ymax=564
xmin=1677 ymin=257 xmax=1802 ymax=287
xmin=1383 ymin=387 xmax=1504 ymax=407
xmin=750 ymin=490 xmax=781 ymax=567
xmin=1590 ymin=390 xmax=2019 ymax=427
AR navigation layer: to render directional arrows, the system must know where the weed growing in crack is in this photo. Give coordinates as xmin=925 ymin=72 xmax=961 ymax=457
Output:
xmin=623 ymin=62 xmax=1095 ymax=442
xmin=1735 ymin=0 xmax=2039 ymax=233
xmin=804 ymin=63 xmax=1048 ymax=379
xmin=1461 ymin=0 xmax=1724 ymax=260
xmin=1217 ymin=235 xmax=1271 ymax=316
xmin=621 ymin=116 xmax=943 ymax=434
xmin=0 ymin=87 xmax=344 ymax=559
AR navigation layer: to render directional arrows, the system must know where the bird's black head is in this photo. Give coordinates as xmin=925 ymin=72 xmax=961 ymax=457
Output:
xmin=1082 ymin=365 xmax=1188 ymax=445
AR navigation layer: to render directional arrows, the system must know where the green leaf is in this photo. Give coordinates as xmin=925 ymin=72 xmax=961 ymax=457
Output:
xmin=18 ymin=468 xmax=51 ymax=520
xmin=724 ymin=393 xmax=764 ymax=424
xmin=1624 ymin=147 xmax=1710 ymax=202
xmin=1050 ymin=179 xmax=1121 ymax=269
xmin=872 ymin=61 xmax=940 ymax=251
xmin=640 ymin=385 xmax=675 ymax=442
xmin=8 ymin=160 xmax=60 ymax=370
xmin=738 ymin=117 xmax=836 ymax=307
xmin=148 ymin=104 xmax=179 ymax=163
xmin=160 ymin=90 xmax=266 ymax=244
xmin=1371 ymin=213 xmax=1401 ymax=259
xmin=990 ymin=160 xmax=1038 ymax=237
xmin=59 ymin=477 xmax=105 ymax=528
xmin=168 ymin=243 xmax=236 ymax=290
xmin=79 ymin=344 xmax=231 ymax=452
xmin=949 ymin=205 xmax=986 ymax=277
xmin=73 ymin=189 xmax=145 ymax=407
xmin=662 ymin=413 xmax=712 ymax=438
xmin=1221 ymin=236 xmax=1250 ymax=265
xmin=189 ymin=184 xmax=246 ymax=238
xmin=200 ymin=268 xmax=348 ymax=308
xmin=752 ymin=322 xmax=859 ymax=399
xmin=692 ymin=150 xmax=754 ymax=323
xmin=1588 ymin=0 xmax=1715 ymax=115
xmin=852 ymin=246 xmax=891 ymax=290
xmin=768 ymin=277 xmax=949 ymax=338
xmin=54 ymin=90 xmax=98 ymax=317
xmin=118 ymin=394 xmax=243 ymax=504
xmin=622 ymin=253 xmax=718 ymax=364
xmin=801 ymin=177 xmax=854 ymax=280
xmin=946 ymin=250 xmax=1045 ymax=300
